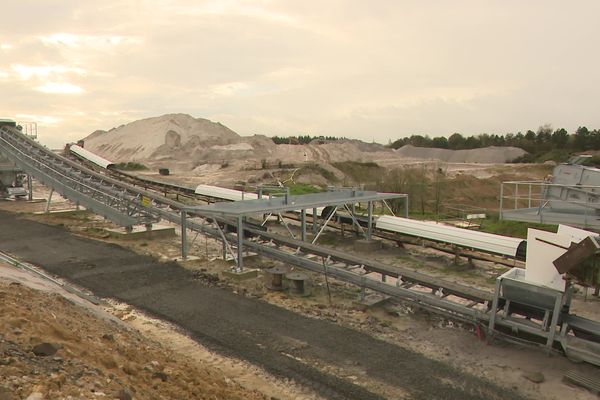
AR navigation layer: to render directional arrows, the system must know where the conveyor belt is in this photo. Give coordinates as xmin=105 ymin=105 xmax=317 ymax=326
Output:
xmin=3 ymin=126 xmax=600 ymax=362
xmin=245 ymin=226 xmax=493 ymax=304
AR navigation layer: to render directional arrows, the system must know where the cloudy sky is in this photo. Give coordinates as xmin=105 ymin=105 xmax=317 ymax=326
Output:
xmin=1 ymin=1 xmax=599 ymax=148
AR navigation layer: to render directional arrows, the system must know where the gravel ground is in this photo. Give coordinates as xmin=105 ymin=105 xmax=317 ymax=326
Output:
xmin=0 ymin=210 xmax=527 ymax=400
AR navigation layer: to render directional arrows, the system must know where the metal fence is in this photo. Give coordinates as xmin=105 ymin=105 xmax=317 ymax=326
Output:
xmin=500 ymin=180 xmax=600 ymax=228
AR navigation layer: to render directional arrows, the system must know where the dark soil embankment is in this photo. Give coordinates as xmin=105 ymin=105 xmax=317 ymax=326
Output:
xmin=0 ymin=211 xmax=526 ymax=400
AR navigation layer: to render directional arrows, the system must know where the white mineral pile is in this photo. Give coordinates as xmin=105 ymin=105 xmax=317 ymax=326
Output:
xmin=82 ymin=113 xmax=527 ymax=166
xmin=394 ymin=145 xmax=527 ymax=163
xmin=82 ymin=114 xmax=244 ymax=162
xmin=81 ymin=113 xmax=395 ymax=165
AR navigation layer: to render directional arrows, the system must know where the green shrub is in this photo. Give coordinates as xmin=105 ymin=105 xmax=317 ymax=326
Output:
xmin=115 ymin=162 xmax=148 ymax=171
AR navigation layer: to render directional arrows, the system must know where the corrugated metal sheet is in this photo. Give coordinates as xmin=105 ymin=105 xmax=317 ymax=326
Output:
xmin=376 ymin=215 xmax=525 ymax=258
xmin=194 ymin=184 xmax=326 ymax=216
xmin=70 ymin=145 xmax=115 ymax=170
xmin=195 ymin=184 xmax=259 ymax=201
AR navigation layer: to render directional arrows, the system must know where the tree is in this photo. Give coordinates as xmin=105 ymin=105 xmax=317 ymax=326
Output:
xmin=551 ymin=128 xmax=569 ymax=147
xmin=432 ymin=136 xmax=449 ymax=149
xmin=448 ymin=133 xmax=465 ymax=150
xmin=574 ymin=126 xmax=590 ymax=150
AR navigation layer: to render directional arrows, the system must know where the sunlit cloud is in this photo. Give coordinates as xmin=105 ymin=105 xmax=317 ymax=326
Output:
xmin=173 ymin=1 xmax=296 ymax=25
xmin=12 ymin=64 xmax=86 ymax=81
xmin=0 ymin=0 xmax=598 ymax=151
xmin=210 ymin=81 xmax=249 ymax=96
xmin=15 ymin=114 xmax=63 ymax=125
xmin=35 ymin=82 xmax=84 ymax=94
xmin=39 ymin=33 xmax=141 ymax=49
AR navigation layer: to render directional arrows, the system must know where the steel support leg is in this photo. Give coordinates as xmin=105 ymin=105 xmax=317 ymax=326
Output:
xmin=27 ymin=175 xmax=32 ymax=201
xmin=546 ymin=295 xmax=563 ymax=350
xmin=222 ymin=225 xmax=228 ymax=261
xmin=181 ymin=211 xmax=188 ymax=260
xmin=367 ymin=201 xmax=373 ymax=240
xmin=301 ymin=209 xmax=307 ymax=242
xmin=237 ymin=216 xmax=244 ymax=272
xmin=45 ymin=188 xmax=54 ymax=213
xmin=488 ymin=278 xmax=502 ymax=334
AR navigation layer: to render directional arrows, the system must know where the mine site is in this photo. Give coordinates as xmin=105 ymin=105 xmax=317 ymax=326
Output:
xmin=1 ymin=2 xmax=600 ymax=400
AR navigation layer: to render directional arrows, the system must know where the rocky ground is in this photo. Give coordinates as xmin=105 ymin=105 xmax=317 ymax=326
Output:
xmin=0 ymin=192 xmax=599 ymax=399
xmin=0 ymin=278 xmax=266 ymax=400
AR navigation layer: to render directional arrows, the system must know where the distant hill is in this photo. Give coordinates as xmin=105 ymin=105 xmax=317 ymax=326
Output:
xmin=394 ymin=145 xmax=527 ymax=163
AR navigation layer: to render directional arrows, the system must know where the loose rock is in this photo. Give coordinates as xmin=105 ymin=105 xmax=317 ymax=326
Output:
xmin=522 ymin=371 xmax=545 ymax=384
xmin=117 ymin=388 xmax=133 ymax=400
xmin=32 ymin=343 xmax=61 ymax=357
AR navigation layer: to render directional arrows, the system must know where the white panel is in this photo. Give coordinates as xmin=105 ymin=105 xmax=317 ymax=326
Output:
xmin=194 ymin=184 xmax=259 ymax=201
xmin=70 ymin=145 xmax=115 ymax=169
xmin=557 ymin=224 xmax=599 ymax=243
xmin=525 ymin=229 xmax=569 ymax=292
xmin=376 ymin=216 xmax=524 ymax=257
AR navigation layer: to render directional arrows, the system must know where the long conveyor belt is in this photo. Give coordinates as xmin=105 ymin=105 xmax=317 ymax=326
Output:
xmin=3 ymin=126 xmax=600 ymax=362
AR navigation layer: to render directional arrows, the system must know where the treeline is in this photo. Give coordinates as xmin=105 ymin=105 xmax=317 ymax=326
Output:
xmin=390 ymin=126 xmax=600 ymax=162
xmin=271 ymin=135 xmax=346 ymax=145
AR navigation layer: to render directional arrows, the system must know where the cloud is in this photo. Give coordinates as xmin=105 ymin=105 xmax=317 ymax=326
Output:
xmin=35 ymin=82 xmax=84 ymax=94
xmin=0 ymin=0 xmax=599 ymax=150
xmin=15 ymin=114 xmax=62 ymax=125
xmin=39 ymin=33 xmax=140 ymax=48
xmin=11 ymin=64 xmax=86 ymax=80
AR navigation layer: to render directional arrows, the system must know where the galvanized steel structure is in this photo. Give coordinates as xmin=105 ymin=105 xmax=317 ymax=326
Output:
xmin=1 ymin=125 xmax=600 ymax=366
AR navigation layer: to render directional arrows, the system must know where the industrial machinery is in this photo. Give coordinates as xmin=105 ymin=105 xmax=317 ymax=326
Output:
xmin=0 ymin=119 xmax=27 ymax=199
xmin=3 ymin=126 xmax=600 ymax=366
xmin=488 ymin=224 xmax=600 ymax=364
xmin=502 ymin=156 xmax=600 ymax=228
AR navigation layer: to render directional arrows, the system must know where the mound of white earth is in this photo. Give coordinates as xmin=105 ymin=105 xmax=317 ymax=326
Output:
xmin=81 ymin=114 xmax=527 ymax=167
xmin=394 ymin=145 xmax=526 ymax=163
xmin=82 ymin=114 xmax=241 ymax=161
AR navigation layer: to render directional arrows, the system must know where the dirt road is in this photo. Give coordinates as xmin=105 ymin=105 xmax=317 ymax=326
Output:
xmin=0 ymin=210 xmax=525 ymax=400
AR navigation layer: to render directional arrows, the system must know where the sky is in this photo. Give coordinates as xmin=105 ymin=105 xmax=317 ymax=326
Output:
xmin=1 ymin=0 xmax=600 ymax=148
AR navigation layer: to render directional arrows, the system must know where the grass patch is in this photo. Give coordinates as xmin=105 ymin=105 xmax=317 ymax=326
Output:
xmin=316 ymin=234 xmax=340 ymax=246
xmin=298 ymin=163 xmax=338 ymax=182
xmin=285 ymin=183 xmax=323 ymax=195
xmin=332 ymin=161 xmax=383 ymax=183
xmin=115 ymin=162 xmax=148 ymax=171
xmin=480 ymin=218 xmax=557 ymax=238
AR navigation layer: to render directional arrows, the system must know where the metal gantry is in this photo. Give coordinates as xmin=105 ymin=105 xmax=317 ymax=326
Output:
xmin=0 ymin=126 xmax=157 ymax=228
xmin=186 ymin=190 xmax=407 ymax=271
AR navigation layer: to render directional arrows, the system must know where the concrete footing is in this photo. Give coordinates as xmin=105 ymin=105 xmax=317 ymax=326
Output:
xmin=221 ymin=268 xmax=259 ymax=281
xmin=354 ymin=239 xmax=383 ymax=252
xmin=353 ymin=293 xmax=391 ymax=311
xmin=286 ymin=271 xmax=311 ymax=296
xmin=33 ymin=209 xmax=88 ymax=216
xmin=107 ymin=224 xmax=176 ymax=240
xmin=175 ymin=255 xmax=201 ymax=263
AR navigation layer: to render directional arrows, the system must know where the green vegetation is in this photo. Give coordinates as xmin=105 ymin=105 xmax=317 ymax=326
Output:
xmin=389 ymin=125 xmax=600 ymax=163
xmin=285 ymin=183 xmax=323 ymax=195
xmin=115 ymin=162 xmax=148 ymax=171
xmin=478 ymin=218 xmax=557 ymax=239
xmin=298 ymin=163 xmax=337 ymax=182
xmin=271 ymin=134 xmax=346 ymax=145
xmin=332 ymin=161 xmax=383 ymax=183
